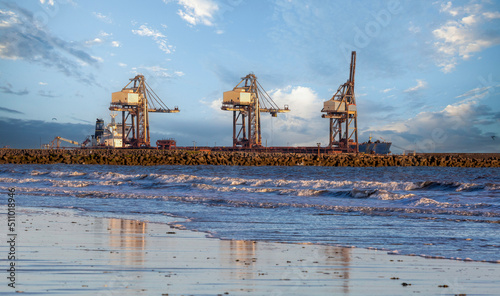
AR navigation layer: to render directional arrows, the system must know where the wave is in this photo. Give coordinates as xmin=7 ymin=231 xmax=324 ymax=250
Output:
xmin=6 ymin=173 xmax=494 ymax=203
xmin=31 ymin=170 xmax=50 ymax=176
xmin=5 ymin=183 xmax=498 ymax=220
xmin=369 ymin=190 xmax=416 ymax=201
xmin=486 ymin=183 xmax=500 ymax=191
xmin=411 ymin=180 xmax=500 ymax=193
xmin=457 ymin=183 xmax=486 ymax=192
xmin=413 ymin=181 xmax=461 ymax=191
xmin=31 ymin=170 xmax=88 ymax=178
xmin=413 ymin=197 xmax=453 ymax=208
xmin=0 ymin=177 xmax=48 ymax=184
xmin=19 ymin=168 xmax=496 ymax=195
xmin=51 ymin=180 xmax=92 ymax=188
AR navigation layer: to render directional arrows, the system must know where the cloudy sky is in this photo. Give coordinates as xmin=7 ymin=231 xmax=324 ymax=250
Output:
xmin=1 ymin=0 xmax=499 ymax=153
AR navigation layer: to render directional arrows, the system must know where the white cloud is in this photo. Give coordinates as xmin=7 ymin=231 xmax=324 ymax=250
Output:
xmin=201 ymin=97 xmax=224 ymax=113
xmin=118 ymin=62 xmax=127 ymax=67
xmin=176 ymin=0 xmax=219 ymax=26
xmin=85 ymin=37 xmax=103 ymax=46
xmin=132 ymin=24 xmax=165 ymax=38
xmin=84 ymin=32 xmax=120 ymax=48
xmin=261 ymin=86 xmax=327 ymax=146
xmin=461 ymin=14 xmax=478 ymax=25
xmin=131 ymin=66 xmax=184 ymax=79
xmin=381 ymin=87 xmax=395 ymax=93
xmin=433 ymin=2 xmax=500 ymax=72
xmin=0 ymin=10 xmax=20 ymax=28
xmin=404 ymin=79 xmax=427 ymax=93
xmin=40 ymin=0 xmax=55 ymax=6
xmin=442 ymin=100 xmax=475 ymax=118
xmin=38 ymin=82 xmax=48 ymax=85
xmin=91 ymin=55 xmax=103 ymax=63
xmin=483 ymin=11 xmax=500 ymax=19
xmin=270 ymin=86 xmax=321 ymax=120
xmin=370 ymin=84 xmax=500 ymax=152
xmin=0 ymin=4 xmax=99 ymax=85
xmin=132 ymin=24 xmax=174 ymax=54
xmin=93 ymin=12 xmax=112 ymax=24
xmin=455 ymin=84 xmax=499 ymax=103
xmin=440 ymin=1 xmax=457 ymax=16
xmin=408 ymin=22 xmax=421 ymax=33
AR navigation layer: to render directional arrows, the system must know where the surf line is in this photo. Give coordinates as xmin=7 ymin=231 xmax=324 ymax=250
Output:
xmin=6 ymin=187 xmax=16 ymax=289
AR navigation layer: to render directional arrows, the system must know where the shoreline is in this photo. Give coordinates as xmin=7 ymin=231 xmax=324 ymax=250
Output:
xmin=2 ymin=206 xmax=499 ymax=295
xmin=1 ymin=148 xmax=499 ymax=167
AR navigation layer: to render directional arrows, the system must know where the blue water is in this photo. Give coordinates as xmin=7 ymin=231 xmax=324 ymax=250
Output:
xmin=1 ymin=164 xmax=499 ymax=262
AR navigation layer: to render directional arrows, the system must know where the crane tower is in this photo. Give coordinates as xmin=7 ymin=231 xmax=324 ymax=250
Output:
xmin=221 ymin=73 xmax=290 ymax=148
xmin=109 ymin=75 xmax=179 ymax=148
xmin=321 ymin=51 xmax=358 ymax=153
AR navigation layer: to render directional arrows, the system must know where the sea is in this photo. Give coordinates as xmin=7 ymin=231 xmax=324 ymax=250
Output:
xmin=1 ymin=164 xmax=499 ymax=263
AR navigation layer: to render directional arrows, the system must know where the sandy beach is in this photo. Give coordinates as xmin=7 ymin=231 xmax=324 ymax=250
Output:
xmin=1 ymin=206 xmax=498 ymax=295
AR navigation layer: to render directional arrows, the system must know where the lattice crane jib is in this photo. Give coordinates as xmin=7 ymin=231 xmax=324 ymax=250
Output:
xmin=321 ymin=51 xmax=358 ymax=153
xmin=109 ymin=75 xmax=179 ymax=148
xmin=221 ymin=73 xmax=290 ymax=148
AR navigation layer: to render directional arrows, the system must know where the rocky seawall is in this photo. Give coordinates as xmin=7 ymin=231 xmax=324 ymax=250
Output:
xmin=1 ymin=149 xmax=499 ymax=167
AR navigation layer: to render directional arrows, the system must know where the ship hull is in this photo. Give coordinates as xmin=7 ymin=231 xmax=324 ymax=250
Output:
xmin=356 ymin=142 xmax=392 ymax=155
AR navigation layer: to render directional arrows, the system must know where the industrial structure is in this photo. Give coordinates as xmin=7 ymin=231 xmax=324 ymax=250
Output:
xmin=42 ymin=56 xmax=392 ymax=154
xmin=321 ymin=51 xmax=359 ymax=153
xmin=109 ymin=75 xmax=179 ymax=148
xmin=221 ymin=73 xmax=289 ymax=148
xmin=46 ymin=136 xmax=79 ymax=149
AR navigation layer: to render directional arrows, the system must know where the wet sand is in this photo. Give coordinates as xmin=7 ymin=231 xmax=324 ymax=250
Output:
xmin=2 ymin=207 xmax=499 ymax=295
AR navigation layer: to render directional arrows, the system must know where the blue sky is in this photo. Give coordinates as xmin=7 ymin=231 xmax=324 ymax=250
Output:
xmin=1 ymin=0 xmax=499 ymax=152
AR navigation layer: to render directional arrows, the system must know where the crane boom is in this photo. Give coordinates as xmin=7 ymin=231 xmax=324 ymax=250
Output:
xmin=48 ymin=136 xmax=79 ymax=149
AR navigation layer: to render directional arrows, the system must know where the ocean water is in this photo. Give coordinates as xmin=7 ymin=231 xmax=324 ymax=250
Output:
xmin=1 ymin=164 xmax=499 ymax=263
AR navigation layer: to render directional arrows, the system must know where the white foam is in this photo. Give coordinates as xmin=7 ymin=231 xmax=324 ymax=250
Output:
xmin=413 ymin=198 xmax=452 ymax=207
xmin=51 ymin=180 xmax=91 ymax=188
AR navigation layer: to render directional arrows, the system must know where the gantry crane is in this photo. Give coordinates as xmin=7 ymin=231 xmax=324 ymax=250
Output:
xmin=109 ymin=75 xmax=179 ymax=148
xmin=221 ymin=73 xmax=290 ymax=148
xmin=321 ymin=51 xmax=358 ymax=153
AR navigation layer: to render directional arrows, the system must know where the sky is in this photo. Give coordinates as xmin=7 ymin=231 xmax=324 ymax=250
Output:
xmin=0 ymin=0 xmax=499 ymax=153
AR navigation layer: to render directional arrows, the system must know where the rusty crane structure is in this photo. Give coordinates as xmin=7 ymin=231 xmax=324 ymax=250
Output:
xmin=109 ymin=75 xmax=179 ymax=148
xmin=321 ymin=51 xmax=358 ymax=153
xmin=221 ymin=73 xmax=290 ymax=148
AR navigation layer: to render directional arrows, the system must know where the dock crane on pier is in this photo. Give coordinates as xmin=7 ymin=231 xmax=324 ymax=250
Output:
xmin=47 ymin=136 xmax=79 ymax=149
xmin=221 ymin=73 xmax=290 ymax=148
xmin=321 ymin=51 xmax=358 ymax=153
xmin=109 ymin=75 xmax=179 ymax=148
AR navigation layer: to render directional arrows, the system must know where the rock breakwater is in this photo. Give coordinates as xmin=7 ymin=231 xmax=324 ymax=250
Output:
xmin=1 ymin=149 xmax=499 ymax=167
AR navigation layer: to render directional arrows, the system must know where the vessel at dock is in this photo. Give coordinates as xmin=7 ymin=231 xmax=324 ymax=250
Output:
xmin=356 ymin=140 xmax=392 ymax=155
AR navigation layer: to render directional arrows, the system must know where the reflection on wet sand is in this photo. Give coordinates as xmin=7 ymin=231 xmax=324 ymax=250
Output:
xmin=222 ymin=239 xmax=352 ymax=293
xmin=102 ymin=219 xmax=355 ymax=293
xmin=108 ymin=218 xmax=147 ymax=265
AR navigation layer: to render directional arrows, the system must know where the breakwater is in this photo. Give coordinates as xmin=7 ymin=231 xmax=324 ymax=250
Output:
xmin=0 ymin=149 xmax=499 ymax=167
